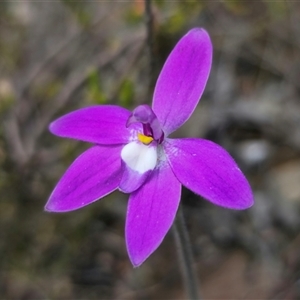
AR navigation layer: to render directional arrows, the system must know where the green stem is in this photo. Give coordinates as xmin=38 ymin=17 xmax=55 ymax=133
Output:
xmin=173 ymin=205 xmax=201 ymax=300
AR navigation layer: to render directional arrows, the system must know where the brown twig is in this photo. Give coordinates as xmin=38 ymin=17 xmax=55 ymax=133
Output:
xmin=145 ymin=0 xmax=156 ymax=95
xmin=24 ymin=34 xmax=144 ymax=157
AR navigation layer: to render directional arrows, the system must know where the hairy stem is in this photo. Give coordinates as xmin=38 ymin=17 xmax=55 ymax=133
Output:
xmin=173 ymin=205 xmax=201 ymax=300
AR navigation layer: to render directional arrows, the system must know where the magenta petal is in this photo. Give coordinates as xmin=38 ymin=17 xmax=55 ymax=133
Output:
xmin=45 ymin=145 xmax=122 ymax=212
xmin=165 ymin=138 xmax=254 ymax=209
xmin=126 ymin=163 xmax=181 ymax=267
xmin=152 ymin=28 xmax=212 ymax=135
xmin=119 ymin=161 xmax=151 ymax=193
xmin=49 ymin=105 xmax=134 ymax=144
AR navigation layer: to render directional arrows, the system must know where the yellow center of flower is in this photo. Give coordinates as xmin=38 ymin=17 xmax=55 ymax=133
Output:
xmin=138 ymin=133 xmax=153 ymax=145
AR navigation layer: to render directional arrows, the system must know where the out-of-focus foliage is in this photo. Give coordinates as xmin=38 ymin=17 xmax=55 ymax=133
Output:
xmin=60 ymin=0 xmax=93 ymax=27
xmin=119 ymin=79 xmax=135 ymax=108
xmin=86 ymin=70 xmax=107 ymax=104
xmin=1 ymin=1 xmax=300 ymax=299
xmin=123 ymin=2 xmax=144 ymax=26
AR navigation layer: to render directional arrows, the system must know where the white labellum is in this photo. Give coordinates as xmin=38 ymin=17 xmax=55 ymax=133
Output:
xmin=121 ymin=142 xmax=157 ymax=173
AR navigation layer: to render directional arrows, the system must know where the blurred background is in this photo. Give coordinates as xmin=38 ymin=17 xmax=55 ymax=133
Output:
xmin=1 ymin=0 xmax=300 ymax=299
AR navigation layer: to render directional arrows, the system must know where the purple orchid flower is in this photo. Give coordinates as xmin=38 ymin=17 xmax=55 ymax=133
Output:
xmin=45 ymin=28 xmax=253 ymax=267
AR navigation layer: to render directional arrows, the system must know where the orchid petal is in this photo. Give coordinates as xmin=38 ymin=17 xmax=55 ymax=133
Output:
xmin=119 ymin=163 xmax=151 ymax=194
xmin=119 ymin=142 xmax=157 ymax=193
xmin=126 ymin=162 xmax=181 ymax=267
xmin=45 ymin=145 xmax=122 ymax=212
xmin=49 ymin=105 xmax=137 ymax=145
xmin=152 ymin=28 xmax=212 ymax=135
xmin=165 ymin=138 xmax=253 ymax=209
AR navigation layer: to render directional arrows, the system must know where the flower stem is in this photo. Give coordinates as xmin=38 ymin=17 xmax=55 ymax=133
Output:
xmin=144 ymin=0 xmax=156 ymax=92
xmin=172 ymin=205 xmax=201 ymax=300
